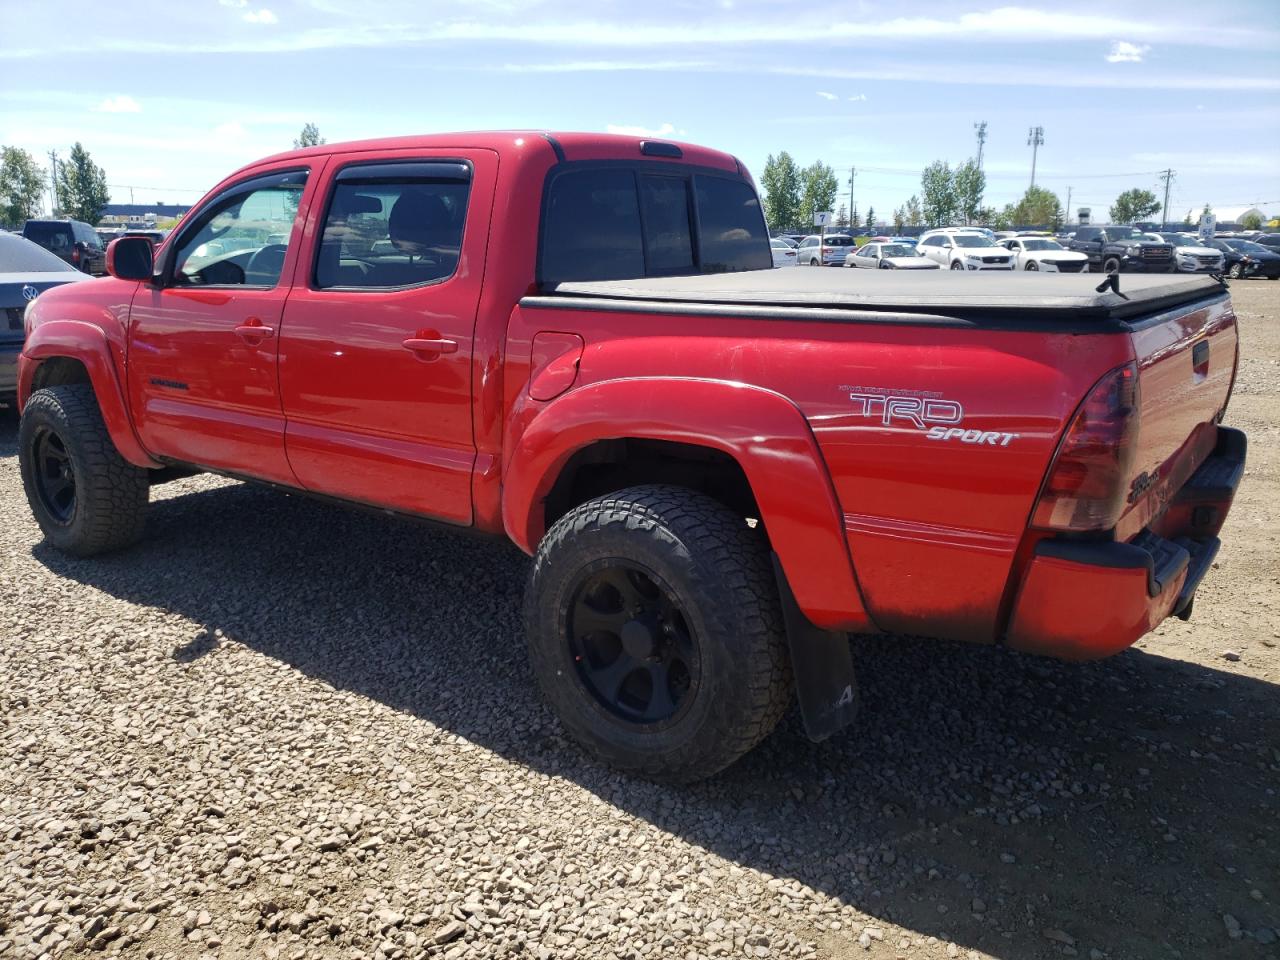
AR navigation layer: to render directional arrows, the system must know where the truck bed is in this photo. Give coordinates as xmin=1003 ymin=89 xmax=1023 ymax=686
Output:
xmin=533 ymin=271 xmax=1227 ymax=326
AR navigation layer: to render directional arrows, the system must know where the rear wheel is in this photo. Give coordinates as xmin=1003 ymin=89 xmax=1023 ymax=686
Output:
xmin=525 ymin=485 xmax=792 ymax=782
xmin=19 ymin=384 xmax=148 ymax=557
xmin=809 ymin=257 xmax=820 ymax=266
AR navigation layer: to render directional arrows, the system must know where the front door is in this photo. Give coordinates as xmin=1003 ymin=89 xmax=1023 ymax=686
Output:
xmin=127 ymin=166 xmax=317 ymax=484
xmin=277 ymin=150 xmax=496 ymax=525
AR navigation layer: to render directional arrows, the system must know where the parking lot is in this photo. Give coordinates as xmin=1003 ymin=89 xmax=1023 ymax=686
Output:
xmin=0 ymin=280 xmax=1276 ymax=960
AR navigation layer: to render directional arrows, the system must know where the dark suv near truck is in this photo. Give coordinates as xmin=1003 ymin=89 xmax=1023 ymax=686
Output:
xmin=21 ymin=219 xmax=106 ymax=275
xmin=1068 ymin=226 xmax=1175 ymax=274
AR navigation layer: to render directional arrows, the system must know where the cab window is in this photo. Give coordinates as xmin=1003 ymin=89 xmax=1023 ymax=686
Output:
xmin=171 ymin=170 xmax=308 ymax=287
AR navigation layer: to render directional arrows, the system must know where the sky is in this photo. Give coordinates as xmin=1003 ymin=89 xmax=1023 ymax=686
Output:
xmin=2 ymin=0 xmax=1278 ymax=224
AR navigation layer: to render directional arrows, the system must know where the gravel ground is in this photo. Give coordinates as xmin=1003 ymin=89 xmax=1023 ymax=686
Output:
xmin=1 ymin=281 xmax=1277 ymax=960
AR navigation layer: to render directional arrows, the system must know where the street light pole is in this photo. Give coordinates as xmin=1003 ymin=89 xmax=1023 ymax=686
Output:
xmin=1027 ymin=126 xmax=1044 ymax=189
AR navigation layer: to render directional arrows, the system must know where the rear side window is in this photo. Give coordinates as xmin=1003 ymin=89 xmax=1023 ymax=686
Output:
xmin=23 ymin=222 xmax=72 ymax=252
xmin=540 ymin=165 xmax=770 ymax=284
xmin=315 ymin=161 xmax=471 ymax=290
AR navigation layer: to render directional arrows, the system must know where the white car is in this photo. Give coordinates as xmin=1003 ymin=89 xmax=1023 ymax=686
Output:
xmin=845 ymin=242 xmax=940 ymax=270
xmin=1145 ymin=233 xmax=1225 ymax=273
xmin=770 ymin=238 xmax=798 ymax=268
xmin=796 ymin=234 xmax=856 ymax=266
xmin=997 ymin=237 xmax=1090 ymax=273
xmin=917 ymin=231 xmax=1014 ymax=271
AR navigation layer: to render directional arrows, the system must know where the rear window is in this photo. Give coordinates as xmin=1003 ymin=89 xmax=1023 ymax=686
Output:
xmin=0 ymin=234 xmax=79 ymax=272
xmin=540 ymin=165 xmax=770 ymax=284
xmin=23 ymin=222 xmax=73 ymax=252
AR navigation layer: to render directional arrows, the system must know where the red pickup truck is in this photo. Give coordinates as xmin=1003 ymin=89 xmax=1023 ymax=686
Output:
xmin=16 ymin=132 xmax=1246 ymax=781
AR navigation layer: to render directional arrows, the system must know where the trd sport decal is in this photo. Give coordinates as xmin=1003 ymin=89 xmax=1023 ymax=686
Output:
xmin=841 ymin=385 xmax=1019 ymax=447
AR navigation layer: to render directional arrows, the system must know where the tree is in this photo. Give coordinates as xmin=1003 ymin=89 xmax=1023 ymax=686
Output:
xmin=760 ymin=152 xmax=802 ymax=231
xmin=1200 ymin=203 xmax=1213 ymax=224
xmin=0 ymin=146 xmax=46 ymax=227
xmin=1109 ymin=188 xmax=1161 ymax=224
xmin=865 ymin=206 xmax=875 ymax=229
xmin=55 ymin=142 xmax=109 ymax=224
xmin=1010 ymin=185 xmax=1062 ymax=227
xmin=1183 ymin=209 xmax=1194 ymax=226
xmin=992 ymin=204 xmax=1016 ymax=231
xmin=904 ymin=195 xmax=922 ymax=227
xmin=920 ymin=161 xmax=958 ymax=227
xmin=1241 ymin=212 xmax=1262 ymax=231
xmin=800 ymin=161 xmax=839 ymax=228
xmin=834 ymin=203 xmax=849 ymax=229
xmin=893 ymin=207 xmax=905 ymax=231
xmin=975 ymin=206 xmax=997 ymax=226
xmin=293 ymin=123 xmax=325 ymax=149
xmin=953 ymin=159 xmax=985 ymax=226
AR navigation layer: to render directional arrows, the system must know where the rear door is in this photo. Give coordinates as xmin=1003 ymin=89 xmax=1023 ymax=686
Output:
xmin=276 ymin=149 xmax=497 ymax=525
xmin=126 ymin=164 xmax=316 ymax=484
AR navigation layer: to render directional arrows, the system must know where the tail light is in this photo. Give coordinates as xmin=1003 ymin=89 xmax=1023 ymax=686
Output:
xmin=71 ymin=246 xmax=81 ymax=264
xmin=1033 ymin=362 xmax=1140 ymax=532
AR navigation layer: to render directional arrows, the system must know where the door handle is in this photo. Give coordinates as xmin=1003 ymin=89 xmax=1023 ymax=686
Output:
xmin=234 ymin=320 xmax=274 ymax=342
xmin=402 ymin=336 xmax=458 ymax=356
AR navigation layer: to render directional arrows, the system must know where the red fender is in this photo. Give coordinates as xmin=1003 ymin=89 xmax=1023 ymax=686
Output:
xmin=503 ymin=377 xmax=874 ymax=632
xmin=19 ymin=320 xmax=161 ymax=468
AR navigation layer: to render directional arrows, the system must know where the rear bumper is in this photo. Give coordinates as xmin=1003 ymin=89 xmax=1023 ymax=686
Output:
xmin=0 ymin=342 xmax=20 ymax=400
xmin=1006 ymin=427 xmax=1245 ymax=660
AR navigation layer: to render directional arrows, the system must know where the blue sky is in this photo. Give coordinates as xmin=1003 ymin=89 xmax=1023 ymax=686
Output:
xmin=2 ymin=0 xmax=1278 ymax=223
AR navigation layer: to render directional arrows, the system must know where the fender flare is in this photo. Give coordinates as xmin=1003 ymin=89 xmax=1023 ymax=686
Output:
xmin=503 ymin=377 xmax=873 ymax=631
xmin=20 ymin=320 xmax=161 ymax=468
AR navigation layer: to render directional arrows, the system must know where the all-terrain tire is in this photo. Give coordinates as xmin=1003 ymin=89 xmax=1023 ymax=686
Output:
xmin=19 ymin=384 xmax=148 ymax=556
xmin=525 ymin=485 xmax=793 ymax=782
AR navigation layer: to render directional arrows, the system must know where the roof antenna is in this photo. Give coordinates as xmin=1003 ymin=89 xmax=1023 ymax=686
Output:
xmin=1095 ymin=272 xmax=1129 ymax=300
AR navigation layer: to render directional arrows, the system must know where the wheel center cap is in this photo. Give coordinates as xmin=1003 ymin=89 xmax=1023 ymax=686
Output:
xmin=619 ymin=619 xmax=656 ymax=660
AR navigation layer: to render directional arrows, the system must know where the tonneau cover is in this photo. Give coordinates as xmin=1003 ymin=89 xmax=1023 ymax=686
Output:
xmin=536 ymin=270 xmax=1226 ymax=324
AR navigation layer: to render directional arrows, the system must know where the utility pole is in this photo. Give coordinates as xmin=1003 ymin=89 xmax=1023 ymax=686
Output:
xmin=1027 ymin=126 xmax=1044 ymax=189
xmin=47 ymin=150 xmax=59 ymax=216
xmin=974 ymin=121 xmax=987 ymax=170
xmin=1065 ymin=186 xmax=1072 ymax=225
xmin=1159 ymin=168 xmax=1176 ymax=229
xmin=848 ymin=166 xmax=857 ymax=226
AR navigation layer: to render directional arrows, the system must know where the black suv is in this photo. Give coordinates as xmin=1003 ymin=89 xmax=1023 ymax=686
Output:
xmin=21 ymin=219 xmax=106 ymax=275
xmin=1068 ymin=226 xmax=1175 ymax=274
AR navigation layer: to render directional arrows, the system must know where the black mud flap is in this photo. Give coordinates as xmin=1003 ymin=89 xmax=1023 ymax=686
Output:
xmin=771 ymin=555 xmax=858 ymax=742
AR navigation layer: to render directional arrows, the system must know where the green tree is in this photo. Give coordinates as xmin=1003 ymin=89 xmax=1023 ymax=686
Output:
xmin=1010 ymin=185 xmax=1062 ymax=227
xmin=953 ymin=158 xmax=985 ymax=225
xmin=992 ymin=204 xmax=1017 ymax=231
xmin=760 ymin=152 xmax=802 ymax=231
xmin=293 ymin=123 xmax=325 ymax=149
xmin=865 ymin=206 xmax=875 ymax=229
xmin=55 ymin=142 xmax=109 ymax=224
xmin=893 ymin=207 xmax=905 ymax=231
xmin=800 ymin=161 xmax=839 ymax=228
xmin=1200 ymin=203 xmax=1213 ymax=223
xmin=1183 ymin=209 xmax=1193 ymax=226
xmin=0 ymin=146 xmax=46 ymax=227
xmin=1109 ymin=188 xmax=1161 ymax=224
xmin=904 ymin=195 xmax=922 ymax=227
xmin=1241 ymin=212 xmax=1263 ymax=231
xmin=975 ymin=206 xmax=997 ymax=226
xmin=834 ymin=202 xmax=849 ymax=229
xmin=920 ymin=161 xmax=957 ymax=227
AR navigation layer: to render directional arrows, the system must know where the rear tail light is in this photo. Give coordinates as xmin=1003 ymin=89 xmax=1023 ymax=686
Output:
xmin=1033 ymin=362 xmax=1140 ymax=532
xmin=71 ymin=246 xmax=81 ymax=264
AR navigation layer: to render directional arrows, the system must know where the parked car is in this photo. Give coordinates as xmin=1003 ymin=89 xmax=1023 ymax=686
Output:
xmin=0 ymin=234 xmax=92 ymax=403
xmin=15 ymin=131 xmax=1246 ymax=782
xmin=997 ymin=237 xmax=1090 ymax=273
xmin=1205 ymin=238 xmax=1280 ymax=280
xmin=770 ymin=238 xmax=798 ymax=267
xmin=917 ymin=231 xmax=1014 ymax=271
xmin=122 ymin=229 xmax=168 ymax=245
xmin=772 ymin=236 xmax=798 ymax=248
xmin=1143 ymin=233 xmax=1225 ymax=274
xmin=796 ymin=233 xmax=855 ymax=266
xmin=887 ymin=236 xmax=917 ymax=247
xmin=844 ymin=242 xmax=939 ymax=270
xmin=1251 ymin=234 xmax=1280 ymax=250
xmin=22 ymin=219 xmax=107 ymax=275
xmin=1068 ymin=226 xmax=1175 ymax=273
xmin=96 ymin=228 xmax=124 ymax=248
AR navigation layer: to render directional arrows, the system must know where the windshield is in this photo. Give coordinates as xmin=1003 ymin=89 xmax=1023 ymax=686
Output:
xmin=1021 ymin=239 xmax=1062 ymax=251
xmin=880 ymin=244 xmax=917 ymax=257
xmin=1105 ymin=228 xmax=1146 ymax=242
xmin=952 ymin=235 xmax=990 ymax=248
xmin=1166 ymin=234 xmax=1201 ymax=246
xmin=1230 ymin=240 xmax=1270 ymax=254
xmin=0 ymin=234 xmax=79 ymax=273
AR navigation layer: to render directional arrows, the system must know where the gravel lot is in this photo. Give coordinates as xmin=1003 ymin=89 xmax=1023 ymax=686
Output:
xmin=1 ymin=281 xmax=1277 ymax=960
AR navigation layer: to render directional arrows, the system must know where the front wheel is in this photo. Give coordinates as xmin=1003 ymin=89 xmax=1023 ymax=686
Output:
xmin=525 ymin=485 xmax=793 ymax=782
xmin=1103 ymin=256 xmax=1122 ymax=274
xmin=1228 ymin=263 xmax=1245 ymax=279
xmin=950 ymin=261 xmax=965 ymax=271
xmin=19 ymin=384 xmax=149 ymax=556
xmin=1025 ymin=260 xmax=1039 ymax=271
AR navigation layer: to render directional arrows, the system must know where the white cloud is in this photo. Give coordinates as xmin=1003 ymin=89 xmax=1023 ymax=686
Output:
xmin=94 ymin=95 xmax=141 ymax=114
xmin=1106 ymin=41 xmax=1149 ymax=63
xmin=848 ymin=93 xmax=867 ymax=101
xmin=816 ymin=91 xmax=837 ymax=100
xmin=214 ymin=121 xmax=248 ymax=140
xmin=218 ymin=0 xmax=248 ymax=6
xmin=605 ymin=122 xmax=686 ymax=138
xmin=243 ymin=8 xmax=278 ymax=24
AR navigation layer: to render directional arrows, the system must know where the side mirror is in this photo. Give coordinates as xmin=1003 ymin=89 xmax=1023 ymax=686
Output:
xmin=106 ymin=236 xmax=155 ymax=281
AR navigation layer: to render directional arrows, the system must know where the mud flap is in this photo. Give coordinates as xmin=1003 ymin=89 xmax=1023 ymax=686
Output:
xmin=771 ymin=555 xmax=858 ymax=742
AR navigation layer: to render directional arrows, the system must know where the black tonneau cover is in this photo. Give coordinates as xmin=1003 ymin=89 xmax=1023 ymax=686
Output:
xmin=528 ymin=270 xmax=1226 ymax=326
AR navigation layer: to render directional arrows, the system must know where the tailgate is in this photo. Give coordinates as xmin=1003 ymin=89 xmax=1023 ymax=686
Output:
xmin=1118 ymin=293 xmax=1238 ymax=539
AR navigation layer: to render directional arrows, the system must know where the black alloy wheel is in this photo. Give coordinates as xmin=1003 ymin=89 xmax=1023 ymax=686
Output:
xmin=568 ymin=561 xmax=698 ymax=727
xmin=31 ymin=427 xmax=76 ymax=524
